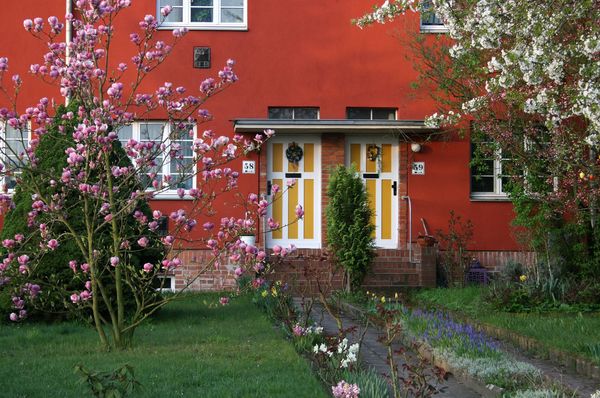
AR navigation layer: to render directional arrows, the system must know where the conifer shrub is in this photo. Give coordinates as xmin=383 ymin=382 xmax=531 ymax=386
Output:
xmin=0 ymin=103 xmax=163 ymax=320
xmin=326 ymin=165 xmax=375 ymax=291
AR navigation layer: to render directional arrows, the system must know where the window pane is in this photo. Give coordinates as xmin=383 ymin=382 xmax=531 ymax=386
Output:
xmin=420 ymin=0 xmax=444 ymax=25
xmin=471 ymin=176 xmax=494 ymax=193
xmin=472 ymin=159 xmax=494 ymax=175
xmin=6 ymin=126 xmax=24 ymax=139
xmin=293 ymin=108 xmax=319 ymax=120
xmin=164 ymin=7 xmax=183 ymax=22
xmin=117 ymin=125 xmax=132 ymax=142
xmin=372 ymin=108 xmax=396 ymax=120
xmin=192 ymin=0 xmax=212 ymax=5
xmin=347 ymin=108 xmax=371 ymax=119
xmin=221 ymin=8 xmax=243 ymax=23
xmin=140 ymin=123 xmax=164 ymax=141
xmin=222 ymin=0 xmax=243 ymax=6
xmin=191 ymin=8 xmax=213 ymax=22
xmin=268 ymin=108 xmax=294 ymax=119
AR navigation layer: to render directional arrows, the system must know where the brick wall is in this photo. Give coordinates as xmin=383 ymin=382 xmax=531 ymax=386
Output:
xmin=466 ymin=250 xmax=537 ymax=270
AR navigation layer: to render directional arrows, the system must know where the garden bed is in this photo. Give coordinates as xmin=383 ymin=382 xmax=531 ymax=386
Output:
xmin=412 ymin=286 xmax=600 ymax=380
xmin=333 ymin=295 xmax=583 ymax=397
xmin=0 ymin=293 xmax=327 ymax=397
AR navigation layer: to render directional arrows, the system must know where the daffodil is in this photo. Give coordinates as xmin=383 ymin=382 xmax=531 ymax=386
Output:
xmin=519 ymin=274 xmax=527 ymax=282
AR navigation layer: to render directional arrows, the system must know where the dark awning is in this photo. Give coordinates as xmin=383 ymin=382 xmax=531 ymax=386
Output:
xmin=233 ymin=119 xmax=438 ymax=134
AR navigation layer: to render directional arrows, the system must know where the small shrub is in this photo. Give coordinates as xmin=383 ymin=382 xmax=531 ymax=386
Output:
xmin=74 ymin=364 xmax=140 ymax=398
xmin=326 ymin=165 xmax=375 ymax=291
xmin=436 ymin=211 xmax=474 ymax=287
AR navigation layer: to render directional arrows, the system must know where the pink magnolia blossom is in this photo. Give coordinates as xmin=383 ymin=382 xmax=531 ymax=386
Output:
xmin=295 ymin=204 xmax=304 ymax=219
xmin=137 ymin=236 xmax=149 ymax=247
xmin=143 ymin=263 xmax=153 ymax=273
xmin=110 ymin=256 xmax=120 ymax=267
xmin=47 ymin=239 xmax=59 ymax=250
xmin=160 ymin=5 xmax=172 ymax=17
xmin=219 ymin=297 xmax=229 ymax=306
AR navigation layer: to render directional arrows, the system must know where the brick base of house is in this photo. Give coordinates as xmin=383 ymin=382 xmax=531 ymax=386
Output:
xmin=170 ymin=245 xmax=437 ymax=292
xmin=466 ymin=250 xmax=536 ymax=270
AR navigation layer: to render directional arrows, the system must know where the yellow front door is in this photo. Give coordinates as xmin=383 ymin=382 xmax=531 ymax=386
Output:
xmin=266 ymin=135 xmax=321 ymax=248
xmin=346 ymin=136 xmax=399 ymax=248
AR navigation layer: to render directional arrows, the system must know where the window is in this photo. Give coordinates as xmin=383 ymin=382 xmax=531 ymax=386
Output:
xmin=117 ymin=122 xmax=196 ymax=197
xmin=420 ymin=0 xmax=448 ymax=33
xmin=268 ymin=107 xmax=319 ymax=120
xmin=153 ymin=275 xmax=176 ymax=292
xmin=158 ymin=0 xmax=247 ymax=30
xmin=0 ymin=123 xmax=29 ymax=193
xmin=346 ymin=107 xmax=396 ymax=120
xmin=470 ymin=136 xmax=521 ymax=199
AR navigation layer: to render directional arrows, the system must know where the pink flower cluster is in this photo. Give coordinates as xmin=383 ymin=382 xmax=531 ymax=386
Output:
xmin=332 ymin=381 xmax=360 ymax=398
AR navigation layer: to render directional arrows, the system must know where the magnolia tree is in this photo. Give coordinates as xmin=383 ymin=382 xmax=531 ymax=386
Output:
xmin=0 ymin=0 xmax=300 ymax=350
xmin=356 ymin=0 xmax=600 ymax=267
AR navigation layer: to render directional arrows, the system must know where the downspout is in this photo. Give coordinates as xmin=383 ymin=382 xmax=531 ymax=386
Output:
xmin=65 ymin=0 xmax=73 ymax=105
xmin=401 ymin=196 xmax=413 ymax=263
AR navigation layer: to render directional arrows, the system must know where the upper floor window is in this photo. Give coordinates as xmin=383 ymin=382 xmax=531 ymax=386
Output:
xmin=420 ymin=0 xmax=448 ymax=33
xmin=1 ymin=123 xmax=29 ymax=193
xmin=158 ymin=0 xmax=247 ymax=30
xmin=117 ymin=122 xmax=196 ymax=198
xmin=268 ymin=107 xmax=319 ymax=120
xmin=346 ymin=107 xmax=396 ymax=120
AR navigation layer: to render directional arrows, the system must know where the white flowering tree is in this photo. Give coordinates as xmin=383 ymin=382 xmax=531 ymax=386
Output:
xmin=0 ymin=1 xmax=300 ymax=350
xmin=356 ymin=0 xmax=600 ymax=272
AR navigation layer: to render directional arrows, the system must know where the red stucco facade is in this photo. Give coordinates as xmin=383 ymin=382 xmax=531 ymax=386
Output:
xmin=0 ymin=1 xmax=529 ymax=289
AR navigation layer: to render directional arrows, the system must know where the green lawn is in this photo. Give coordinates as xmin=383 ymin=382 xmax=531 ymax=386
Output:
xmin=412 ymin=286 xmax=600 ymax=365
xmin=0 ymin=293 xmax=328 ymax=397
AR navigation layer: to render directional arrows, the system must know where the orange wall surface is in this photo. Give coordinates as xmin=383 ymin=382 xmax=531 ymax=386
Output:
xmin=0 ymin=1 xmax=521 ymax=251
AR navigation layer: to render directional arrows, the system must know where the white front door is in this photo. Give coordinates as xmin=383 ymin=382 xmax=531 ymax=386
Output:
xmin=346 ymin=136 xmax=399 ymax=248
xmin=266 ymin=135 xmax=321 ymax=248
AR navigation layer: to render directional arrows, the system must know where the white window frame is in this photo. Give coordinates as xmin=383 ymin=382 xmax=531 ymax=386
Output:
xmin=155 ymin=275 xmax=176 ymax=292
xmin=346 ymin=107 xmax=397 ymax=120
xmin=470 ymin=143 xmax=510 ymax=201
xmin=267 ymin=107 xmax=320 ymax=120
xmin=0 ymin=122 xmax=30 ymax=195
xmin=118 ymin=121 xmax=197 ymax=200
xmin=419 ymin=1 xmax=448 ymax=33
xmin=157 ymin=0 xmax=248 ymax=31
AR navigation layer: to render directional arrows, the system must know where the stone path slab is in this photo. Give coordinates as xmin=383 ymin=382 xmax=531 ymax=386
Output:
xmin=300 ymin=299 xmax=482 ymax=398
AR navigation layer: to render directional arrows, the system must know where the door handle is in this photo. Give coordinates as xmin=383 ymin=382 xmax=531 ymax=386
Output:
xmin=267 ymin=180 xmax=272 ymax=195
xmin=392 ymin=181 xmax=397 ymax=196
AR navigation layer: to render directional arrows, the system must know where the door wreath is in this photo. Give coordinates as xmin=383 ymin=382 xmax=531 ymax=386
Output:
xmin=286 ymin=142 xmax=303 ymax=164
